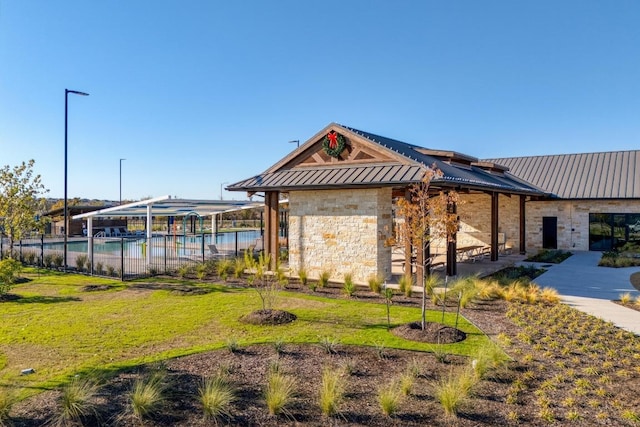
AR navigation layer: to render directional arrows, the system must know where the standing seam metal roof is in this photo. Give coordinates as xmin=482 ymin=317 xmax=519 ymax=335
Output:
xmin=228 ymin=124 xmax=546 ymax=196
xmin=485 ymin=151 xmax=640 ymax=199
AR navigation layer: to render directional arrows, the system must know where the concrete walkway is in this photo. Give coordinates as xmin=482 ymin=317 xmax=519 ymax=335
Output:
xmin=518 ymin=251 xmax=640 ymax=335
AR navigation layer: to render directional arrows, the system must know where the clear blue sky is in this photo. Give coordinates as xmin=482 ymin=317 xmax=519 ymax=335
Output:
xmin=1 ymin=1 xmax=639 ymax=201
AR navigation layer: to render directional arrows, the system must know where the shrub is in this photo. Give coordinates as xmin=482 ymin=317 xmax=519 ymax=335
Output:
xmin=43 ymin=253 xmax=54 ymax=268
xmin=106 ymin=265 xmax=116 ymax=277
xmin=0 ymin=258 xmax=22 ymax=295
xmin=95 ymin=262 xmax=104 ymax=275
xmin=129 ymin=371 xmax=168 ymax=420
xmin=196 ymin=263 xmax=208 ymax=280
xmin=199 ymin=374 xmax=235 ymax=421
xmin=55 ymin=376 xmax=100 ymax=426
xmin=75 ymin=254 xmax=88 ymax=272
xmin=319 ymin=367 xmax=345 ymax=417
xmin=23 ymin=251 xmax=37 ymax=266
xmin=264 ymin=370 xmax=296 ymax=416
xmin=53 ymin=253 xmax=64 ymax=268
xmin=343 ymin=273 xmax=356 ymax=297
xmin=368 ymin=274 xmax=384 ymax=293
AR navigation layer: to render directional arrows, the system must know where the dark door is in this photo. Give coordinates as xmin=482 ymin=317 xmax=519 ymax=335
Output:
xmin=542 ymin=217 xmax=557 ymax=249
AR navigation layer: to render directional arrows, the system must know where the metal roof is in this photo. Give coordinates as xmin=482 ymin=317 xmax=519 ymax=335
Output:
xmin=485 ymin=151 xmax=640 ymax=199
xmin=229 ymin=123 xmax=546 ymax=196
xmin=72 ymin=195 xmax=264 ymax=219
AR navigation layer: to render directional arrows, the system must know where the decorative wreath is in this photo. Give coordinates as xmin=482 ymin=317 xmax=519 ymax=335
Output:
xmin=322 ymin=131 xmax=346 ymax=158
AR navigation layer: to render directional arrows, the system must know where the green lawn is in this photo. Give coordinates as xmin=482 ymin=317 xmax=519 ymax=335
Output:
xmin=0 ymin=269 xmax=490 ymax=393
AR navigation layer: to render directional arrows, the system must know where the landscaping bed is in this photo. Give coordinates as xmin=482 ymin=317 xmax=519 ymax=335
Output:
xmin=3 ymin=269 xmax=640 ymax=426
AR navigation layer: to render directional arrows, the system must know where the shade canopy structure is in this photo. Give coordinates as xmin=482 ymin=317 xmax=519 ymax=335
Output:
xmin=72 ymin=195 xmax=263 ymax=221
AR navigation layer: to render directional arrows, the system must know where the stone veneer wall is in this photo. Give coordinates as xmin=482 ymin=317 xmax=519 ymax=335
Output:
xmin=429 ymin=193 xmax=521 ymax=254
xmin=288 ymin=188 xmax=392 ymax=284
xmin=525 ymin=199 xmax=640 ymax=252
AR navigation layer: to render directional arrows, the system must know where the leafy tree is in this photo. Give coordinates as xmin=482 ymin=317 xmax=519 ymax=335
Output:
xmin=0 ymin=160 xmax=49 ymax=254
xmin=394 ymin=168 xmax=460 ymax=329
xmin=0 ymin=257 xmax=21 ymax=295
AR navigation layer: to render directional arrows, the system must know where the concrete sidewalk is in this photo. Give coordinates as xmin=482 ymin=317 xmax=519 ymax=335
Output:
xmin=519 ymin=251 xmax=640 ymax=335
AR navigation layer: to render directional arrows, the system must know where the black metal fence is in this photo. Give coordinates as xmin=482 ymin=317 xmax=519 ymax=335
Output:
xmin=1 ymin=230 xmax=265 ymax=280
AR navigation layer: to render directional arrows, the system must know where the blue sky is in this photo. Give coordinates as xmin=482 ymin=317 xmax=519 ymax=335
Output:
xmin=1 ymin=1 xmax=639 ymax=201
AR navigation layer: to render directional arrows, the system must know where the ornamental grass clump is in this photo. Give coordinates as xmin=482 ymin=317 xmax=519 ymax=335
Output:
xmin=368 ymin=274 xmax=383 ymax=293
xmin=318 ymin=367 xmax=346 ymax=417
xmin=0 ymin=389 xmax=16 ymax=427
xmin=297 ymin=268 xmax=308 ymax=287
xmin=342 ymin=273 xmax=356 ymax=297
xmin=54 ymin=376 xmax=101 ymax=426
xmin=377 ymin=380 xmax=402 ymax=417
xmin=432 ymin=367 xmax=478 ymax=418
xmin=129 ymin=371 xmax=168 ymax=421
xmin=199 ymin=374 xmax=236 ymax=422
xmin=398 ymin=274 xmax=413 ymax=297
xmin=318 ymin=270 xmax=331 ymax=288
xmin=264 ymin=370 xmax=296 ymax=416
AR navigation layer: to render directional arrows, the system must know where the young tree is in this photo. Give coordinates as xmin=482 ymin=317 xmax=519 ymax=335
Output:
xmin=0 ymin=160 xmax=49 ymax=255
xmin=395 ymin=168 xmax=460 ymax=330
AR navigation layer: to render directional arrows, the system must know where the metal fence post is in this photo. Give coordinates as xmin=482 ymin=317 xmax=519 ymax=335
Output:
xmin=120 ymin=238 xmax=124 ymax=281
xmin=40 ymin=234 xmax=44 ymax=267
xmin=201 ymin=233 xmax=205 ymax=262
xmin=164 ymin=235 xmax=167 ymax=273
xmin=19 ymin=240 xmax=23 ymax=262
xmin=235 ymin=231 xmax=238 ymax=257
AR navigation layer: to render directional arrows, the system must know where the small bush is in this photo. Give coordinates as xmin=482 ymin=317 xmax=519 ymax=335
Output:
xmin=620 ymin=292 xmax=633 ymax=304
xmin=75 ymin=254 xmax=88 ymax=272
xmin=43 ymin=253 xmax=54 ymax=268
xmin=233 ymin=258 xmax=246 ymax=279
xmin=217 ymin=259 xmax=233 ymax=281
xmin=0 ymin=258 xmax=22 ymax=295
xmin=53 ymin=253 xmax=64 ymax=268
xmin=23 ymin=251 xmax=37 ymax=266
xmin=106 ymin=265 xmax=116 ymax=277
xmin=95 ymin=262 xmax=104 ymax=275
xmin=199 ymin=374 xmax=235 ymax=421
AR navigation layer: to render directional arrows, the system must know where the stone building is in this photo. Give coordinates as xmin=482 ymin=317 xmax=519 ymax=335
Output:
xmin=228 ymin=123 xmax=544 ymax=283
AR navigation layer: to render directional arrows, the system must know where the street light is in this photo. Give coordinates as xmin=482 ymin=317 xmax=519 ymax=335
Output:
xmin=289 ymin=139 xmax=300 ymax=149
xmin=119 ymin=158 xmax=126 ymax=205
xmin=64 ymin=89 xmax=89 ymax=271
xmin=220 ymin=181 xmax=229 ymax=200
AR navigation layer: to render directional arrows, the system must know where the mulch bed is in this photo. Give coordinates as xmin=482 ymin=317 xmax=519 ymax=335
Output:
xmin=7 ymin=277 xmax=640 ymax=426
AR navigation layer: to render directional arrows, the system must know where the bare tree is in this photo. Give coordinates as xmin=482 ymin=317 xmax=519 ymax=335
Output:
xmin=394 ymin=168 xmax=460 ymax=329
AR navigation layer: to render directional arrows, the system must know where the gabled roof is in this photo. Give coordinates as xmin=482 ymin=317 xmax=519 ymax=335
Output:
xmin=485 ymin=151 xmax=640 ymax=199
xmin=228 ymin=123 xmax=546 ymax=196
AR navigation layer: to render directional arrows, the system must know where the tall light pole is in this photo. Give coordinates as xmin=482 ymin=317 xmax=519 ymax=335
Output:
xmin=119 ymin=158 xmax=126 ymax=205
xmin=64 ymin=89 xmax=89 ymax=271
xmin=289 ymin=139 xmax=300 ymax=149
xmin=220 ymin=181 xmax=229 ymax=200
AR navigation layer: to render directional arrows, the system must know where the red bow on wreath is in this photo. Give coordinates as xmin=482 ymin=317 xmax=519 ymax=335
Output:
xmin=327 ymin=131 xmax=338 ymax=149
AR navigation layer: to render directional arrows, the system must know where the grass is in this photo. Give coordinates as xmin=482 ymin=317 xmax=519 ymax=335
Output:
xmin=433 ymin=367 xmax=478 ymax=418
xmin=264 ymin=370 xmax=296 ymax=416
xmin=318 ymin=367 xmax=346 ymax=416
xmin=129 ymin=371 xmax=168 ymax=420
xmin=55 ymin=376 xmax=101 ymax=426
xmin=377 ymin=380 xmax=402 ymax=417
xmin=0 ymin=268 xmax=489 ymax=394
xmin=0 ymin=388 xmax=16 ymax=427
xmin=199 ymin=374 xmax=235 ymax=421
